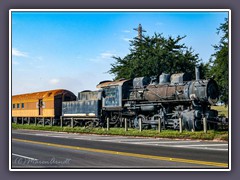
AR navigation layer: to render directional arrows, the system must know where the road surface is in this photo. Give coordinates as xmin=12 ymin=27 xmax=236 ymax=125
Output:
xmin=11 ymin=129 xmax=229 ymax=169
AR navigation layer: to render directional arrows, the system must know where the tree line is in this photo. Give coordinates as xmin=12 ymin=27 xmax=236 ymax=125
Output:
xmin=108 ymin=18 xmax=229 ymax=105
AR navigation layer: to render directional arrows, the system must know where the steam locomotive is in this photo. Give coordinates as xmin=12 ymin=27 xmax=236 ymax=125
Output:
xmin=62 ymin=67 xmax=220 ymax=131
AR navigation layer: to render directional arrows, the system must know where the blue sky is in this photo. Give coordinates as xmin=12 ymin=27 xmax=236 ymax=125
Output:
xmin=11 ymin=10 xmax=228 ymax=95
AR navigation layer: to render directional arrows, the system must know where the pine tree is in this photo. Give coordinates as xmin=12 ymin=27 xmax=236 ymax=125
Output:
xmin=109 ymin=33 xmax=200 ymax=80
xmin=209 ymin=18 xmax=229 ymax=105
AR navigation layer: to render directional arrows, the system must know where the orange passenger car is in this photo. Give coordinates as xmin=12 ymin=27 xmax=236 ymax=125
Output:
xmin=12 ymin=89 xmax=76 ymax=124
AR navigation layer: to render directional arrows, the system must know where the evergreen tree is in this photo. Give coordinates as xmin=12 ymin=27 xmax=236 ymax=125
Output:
xmin=209 ymin=18 xmax=229 ymax=105
xmin=109 ymin=33 xmax=200 ymax=80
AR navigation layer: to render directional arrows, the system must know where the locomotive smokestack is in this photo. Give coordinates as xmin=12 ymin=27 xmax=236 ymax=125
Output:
xmin=195 ymin=66 xmax=200 ymax=81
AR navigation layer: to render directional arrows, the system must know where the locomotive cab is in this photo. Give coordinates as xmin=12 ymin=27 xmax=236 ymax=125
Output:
xmin=96 ymin=79 xmax=132 ymax=127
xmin=97 ymin=79 xmax=132 ymax=110
xmin=102 ymin=85 xmax=122 ymax=108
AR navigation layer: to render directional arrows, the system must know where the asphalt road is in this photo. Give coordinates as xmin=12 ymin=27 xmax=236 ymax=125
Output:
xmin=11 ymin=129 xmax=229 ymax=169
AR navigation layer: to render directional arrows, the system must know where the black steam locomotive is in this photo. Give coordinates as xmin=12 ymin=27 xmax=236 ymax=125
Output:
xmin=62 ymin=67 xmax=220 ymax=131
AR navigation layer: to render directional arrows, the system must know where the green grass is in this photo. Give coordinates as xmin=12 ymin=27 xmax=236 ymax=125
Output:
xmin=211 ymin=105 xmax=228 ymax=117
xmin=12 ymin=123 xmax=228 ymax=141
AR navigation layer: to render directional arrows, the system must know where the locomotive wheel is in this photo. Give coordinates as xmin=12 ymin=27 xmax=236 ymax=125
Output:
xmin=133 ymin=115 xmax=149 ymax=129
xmin=208 ymin=121 xmax=218 ymax=130
xmin=184 ymin=120 xmax=194 ymax=131
xmin=194 ymin=120 xmax=203 ymax=131
xmin=110 ymin=116 xmax=120 ymax=127
xmin=103 ymin=113 xmax=122 ymax=127
xmin=85 ymin=121 xmax=95 ymax=129
xmin=151 ymin=115 xmax=164 ymax=130
xmin=185 ymin=119 xmax=204 ymax=131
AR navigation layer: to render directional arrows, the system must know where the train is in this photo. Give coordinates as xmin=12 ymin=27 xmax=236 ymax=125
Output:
xmin=12 ymin=67 xmax=223 ymax=131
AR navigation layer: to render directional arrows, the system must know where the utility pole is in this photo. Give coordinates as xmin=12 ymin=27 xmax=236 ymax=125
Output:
xmin=133 ymin=24 xmax=146 ymax=40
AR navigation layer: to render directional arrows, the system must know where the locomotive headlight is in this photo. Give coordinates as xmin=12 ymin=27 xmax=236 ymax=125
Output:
xmin=207 ymin=80 xmax=219 ymax=105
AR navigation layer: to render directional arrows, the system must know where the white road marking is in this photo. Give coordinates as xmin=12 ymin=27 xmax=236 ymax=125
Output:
xmin=153 ymin=145 xmax=228 ymax=151
xmin=174 ymin=144 xmax=228 ymax=147
xmin=74 ymin=137 xmax=93 ymax=140
xmin=34 ymin=134 xmax=49 ymax=136
xmin=130 ymin=141 xmax=200 ymax=144
xmin=52 ymin=135 xmax=72 ymax=138
xmin=97 ymin=139 xmax=118 ymax=142
xmin=177 ymin=147 xmax=228 ymax=151
xmin=12 ymin=153 xmax=38 ymax=161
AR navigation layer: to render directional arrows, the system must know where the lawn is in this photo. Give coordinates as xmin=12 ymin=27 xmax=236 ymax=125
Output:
xmin=211 ymin=105 xmax=228 ymax=117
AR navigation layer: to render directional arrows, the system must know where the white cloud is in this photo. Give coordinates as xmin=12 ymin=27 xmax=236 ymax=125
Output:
xmin=90 ymin=51 xmax=116 ymax=63
xmin=49 ymin=78 xmax=60 ymax=85
xmin=12 ymin=60 xmax=19 ymax=65
xmin=100 ymin=52 xmax=115 ymax=59
xmin=122 ymin=30 xmax=131 ymax=33
xmin=122 ymin=38 xmax=132 ymax=42
xmin=12 ymin=48 xmax=28 ymax=57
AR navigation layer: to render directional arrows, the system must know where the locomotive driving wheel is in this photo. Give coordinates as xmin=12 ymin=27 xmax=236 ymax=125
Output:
xmin=150 ymin=114 xmax=165 ymax=130
xmin=133 ymin=114 xmax=147 ymax=129
xmin=85 ymin=120 xmax=98 ymax=129
xmin=107 ymin=112 xmax=122 ymax=127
